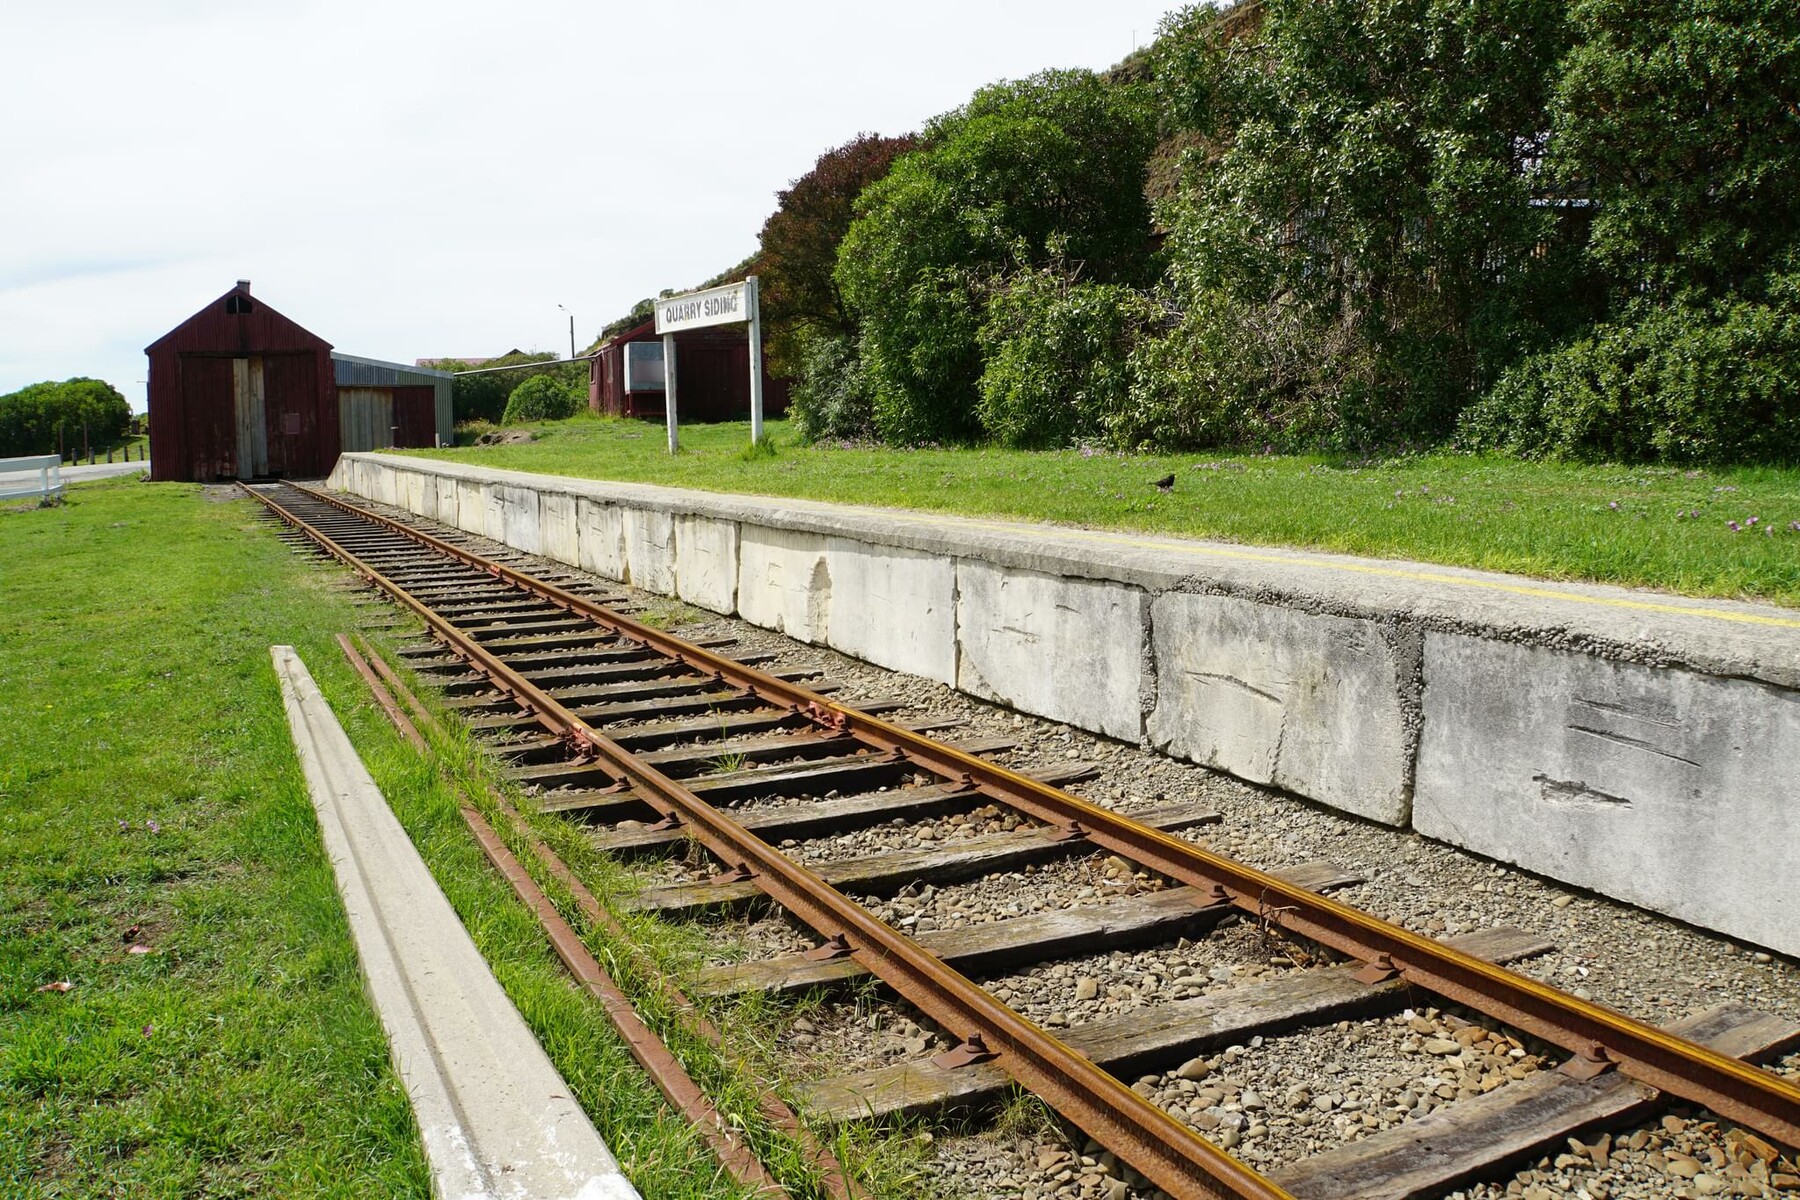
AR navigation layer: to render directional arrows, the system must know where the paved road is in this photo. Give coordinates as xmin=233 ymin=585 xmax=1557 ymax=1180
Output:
xmin=57 ymin=460 xmax=151 ymax=482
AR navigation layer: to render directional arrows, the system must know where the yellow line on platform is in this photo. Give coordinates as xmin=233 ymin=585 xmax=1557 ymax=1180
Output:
xmin=873 ymin=509 xmax=1800 ymax=631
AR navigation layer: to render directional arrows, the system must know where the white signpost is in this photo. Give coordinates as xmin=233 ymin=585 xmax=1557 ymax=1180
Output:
xmin=653 ymin=276 xmax=764 ymax=454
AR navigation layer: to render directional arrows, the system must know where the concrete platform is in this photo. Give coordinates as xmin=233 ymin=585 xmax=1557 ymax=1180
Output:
xmin=327 ymin=454 xmax=1800 ymax=957
xmin=272 ymin=644 xmax=638 ymax=1200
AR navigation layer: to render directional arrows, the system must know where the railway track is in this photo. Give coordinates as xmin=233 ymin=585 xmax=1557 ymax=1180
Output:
xmin=245 ymin=479 xmax=1800 ymax=1200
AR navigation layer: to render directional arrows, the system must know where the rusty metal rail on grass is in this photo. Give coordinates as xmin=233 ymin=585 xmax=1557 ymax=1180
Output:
xmin=255 ymin=479 xmax=1800 ymax=1192
xmin=252 ymin=482 xmax=1290 ymax=1200
xmin=335 ymin=631 xmax=863 ymax=1200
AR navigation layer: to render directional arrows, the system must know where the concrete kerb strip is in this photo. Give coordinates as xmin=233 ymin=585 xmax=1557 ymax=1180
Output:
xmin=270 ymin=645 xmax=638 ymax=1200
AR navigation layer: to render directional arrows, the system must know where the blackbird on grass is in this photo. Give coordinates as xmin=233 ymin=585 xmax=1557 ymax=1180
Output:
xmin=1151 ymin=473 xmax=1176 ymax=493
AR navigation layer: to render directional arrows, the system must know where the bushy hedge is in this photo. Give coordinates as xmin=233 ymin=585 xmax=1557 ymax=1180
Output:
xmin=0 ymin=378 xmax=132 ymax=457
xmin=1458 ymin=283 xmax=1800 ymax=464
xmin=501 ymin=374 xmax=583 ymax=424
xmin=976 ymin=268 xmax=1157 ymax=448
xmin=788 ymin=335 xmax=874 ymax=443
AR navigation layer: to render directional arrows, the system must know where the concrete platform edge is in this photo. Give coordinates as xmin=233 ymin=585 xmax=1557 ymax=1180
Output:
xmin=326 ymin=455 xmax=1800 ymax=958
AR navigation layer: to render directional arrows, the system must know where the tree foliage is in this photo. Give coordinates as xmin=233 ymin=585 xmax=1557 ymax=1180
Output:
xmin=1548 ymin=0 xmax=1800 ymax=304
xmin=836 ymin=70 xmax=1158 ymax=444
xmin=758 ymin=133 xmax=919 ymax=376
xmin=787 ymin=335 xmax=875 ymax=444
xmin=1147 ymin=0 xmax=1579 ymax=448
xmin=0 ymin=377 xmax=132 ymax=457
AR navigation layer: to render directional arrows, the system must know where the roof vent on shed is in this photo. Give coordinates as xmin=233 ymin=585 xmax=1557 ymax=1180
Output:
xmin=225 ymin=281 xmax=254 ymax=315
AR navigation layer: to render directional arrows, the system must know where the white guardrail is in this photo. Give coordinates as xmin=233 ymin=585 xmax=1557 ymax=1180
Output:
xmin=0 ymin=455 xmax=66 ymax=503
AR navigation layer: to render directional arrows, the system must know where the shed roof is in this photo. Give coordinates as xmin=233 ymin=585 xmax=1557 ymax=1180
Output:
xmin=332 ymin=352 xmax=453 ymax=387
xmin=145 ymin=282 xmax=332 ymax=357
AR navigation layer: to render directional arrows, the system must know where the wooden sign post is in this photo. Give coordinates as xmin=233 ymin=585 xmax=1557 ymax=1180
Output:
xmin=653 ymin=277 xmax=763 ymax=455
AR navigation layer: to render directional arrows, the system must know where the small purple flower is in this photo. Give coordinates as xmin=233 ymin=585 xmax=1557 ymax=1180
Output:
xmin=146 ymin=819 xmax=160 ymax=834
xmin=142 ymin=1024 xmax=154 ymax=1037
xmin=1727 ymin=521 xmax=1741 ymax=532
xmin=1608 ymin=501 xmax=1619 ymax=511
xmin=118 ymin=820 xmax=128 ymax=832
xmin=1746 ymin=516 xmax=1759 ymax=527
xmin=1790 ymin=521 xmax=1800 ymax=533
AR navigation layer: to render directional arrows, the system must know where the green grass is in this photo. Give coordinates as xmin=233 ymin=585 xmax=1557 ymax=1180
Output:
xmin=0 ymin=478 xmax=804 ymax=1198
xmin=405 ymin=415 xmax=1800 ymax=608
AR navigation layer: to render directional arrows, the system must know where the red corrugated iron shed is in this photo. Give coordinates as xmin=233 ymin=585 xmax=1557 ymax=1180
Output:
xmin=589 ymin=317 xmax=790 ymax=422
xmin=147 ymin=281 xmax=338 ymax=481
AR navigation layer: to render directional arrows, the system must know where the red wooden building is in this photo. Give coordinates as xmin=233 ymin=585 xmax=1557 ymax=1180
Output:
xmin=589 ymin=317 xmax=789 ymax=421
xmin=147 ymin=281 xmax=451 ymax=482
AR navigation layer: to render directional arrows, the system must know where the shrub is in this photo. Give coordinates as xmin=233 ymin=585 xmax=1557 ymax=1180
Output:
xmin=501 ymin=374 xmax=582 ymax=424
xmin=788 ymin=335 xmax=875 ymax=443
xmin=422 ymin=352 xmax=572 ymax=425
xmin=975 ymin=268 xmax=1157 ymax=448
xmin=1459 ymin=283 xmax=1800 ymax=464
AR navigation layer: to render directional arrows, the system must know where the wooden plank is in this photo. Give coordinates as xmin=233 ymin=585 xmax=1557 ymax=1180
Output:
xmin=541 ymin=749 xmax=1081 ymax=823
xmin=428 ymin=636 xmax=734 ymax=674
xmin=479 ymin=674 xmax=835 ymax=736
xmin=489 ymin=700 xmax=900 ymax=759
xmin=797 ymin=926 xmax=1556 ymax=1123
xmin=698 ymin=861 xmax=1363 ymax=999
xmin=596 ymin=759 xmax=1096 ymax=857
xmin=439 ymin=653 xmax=772 ymax=699
xmin=627 ymin=802 xmax=1221 ymax=919
xmin=513 ymin=734 xmax=1014 ymax=794
xmin=466 ymin=616 xmax=595 ymax=640
xmin=1273 ymin=1002 xmax=1800 ymax=1200
xmin=448 ymin=629 xmax=633 ymax=656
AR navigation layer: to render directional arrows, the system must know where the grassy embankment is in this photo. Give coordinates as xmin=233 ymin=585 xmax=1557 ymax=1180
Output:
xmin=0 ymin=477 xmax=886 ymax=1198
xmin=411 ymin=416 xmax=1800 ymax=609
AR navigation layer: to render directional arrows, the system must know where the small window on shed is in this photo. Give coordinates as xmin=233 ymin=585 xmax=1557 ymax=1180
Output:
xmin=225 ymin=294 xmax=254 ymax=315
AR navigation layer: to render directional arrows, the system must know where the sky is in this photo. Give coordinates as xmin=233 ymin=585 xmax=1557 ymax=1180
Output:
xmin=0 ymin=0 xmax=1186 ymax=412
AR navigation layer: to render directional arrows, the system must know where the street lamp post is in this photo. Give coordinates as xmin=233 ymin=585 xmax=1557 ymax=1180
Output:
xmin=557 ymin=304 xmax=575 ymax=362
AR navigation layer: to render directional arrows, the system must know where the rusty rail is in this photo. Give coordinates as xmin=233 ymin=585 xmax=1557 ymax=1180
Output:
xmin=247 ymin=494 xmax=1291 ymax=1199
xmin=258 ymin=478 xmax=1800 ymax=1182
xmin=278 ymin=479 xmax=1800 ymax=1154
xmin=343 ymin=625 xmax=865 ymax=1200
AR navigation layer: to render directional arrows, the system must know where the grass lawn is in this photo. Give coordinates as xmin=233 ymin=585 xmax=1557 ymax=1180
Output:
xmin=0 ymin=477 xmax=816 ymax=1198
xmin=409 ymin=416 xmax=1800 ymax=609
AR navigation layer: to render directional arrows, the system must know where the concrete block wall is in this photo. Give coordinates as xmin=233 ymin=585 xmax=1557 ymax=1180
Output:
xmin=328 ymin=454 xmax=1800 ymax=956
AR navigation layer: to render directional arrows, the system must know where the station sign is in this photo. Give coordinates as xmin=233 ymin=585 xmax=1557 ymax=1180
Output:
xmin=655 ymin=282 xmax=750 ymax=335
xmin=651 ymin=277 xmax=766 ymax=454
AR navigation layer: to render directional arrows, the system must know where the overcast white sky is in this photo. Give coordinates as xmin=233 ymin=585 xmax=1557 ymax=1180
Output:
xmin=1 ymin=0 xmax=1185 ymax=411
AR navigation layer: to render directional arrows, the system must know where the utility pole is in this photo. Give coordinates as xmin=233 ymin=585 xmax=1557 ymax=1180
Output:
xmin=557 ymin=304 xmax=576 ymax=362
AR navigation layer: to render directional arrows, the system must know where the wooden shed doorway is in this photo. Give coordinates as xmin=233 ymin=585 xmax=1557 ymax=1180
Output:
xmin=231 ymin=357 xmax=269 ymax=477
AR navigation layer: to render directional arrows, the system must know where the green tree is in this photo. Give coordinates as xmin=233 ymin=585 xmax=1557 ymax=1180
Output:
xmin=0 ymin=377 xmax=131 ymax=456
xmin=421 ymin=352 xmax=570 ymax=425
xmin=1148 ymin=0 xmax=1577 ymax=448
xmin=1547 ymin=0 xmax=1800 ymax=303
xmin=758 ymin=132 xmax=919 ymax=376
xmin=836 ymin=70 xmax=1158 ymax=444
